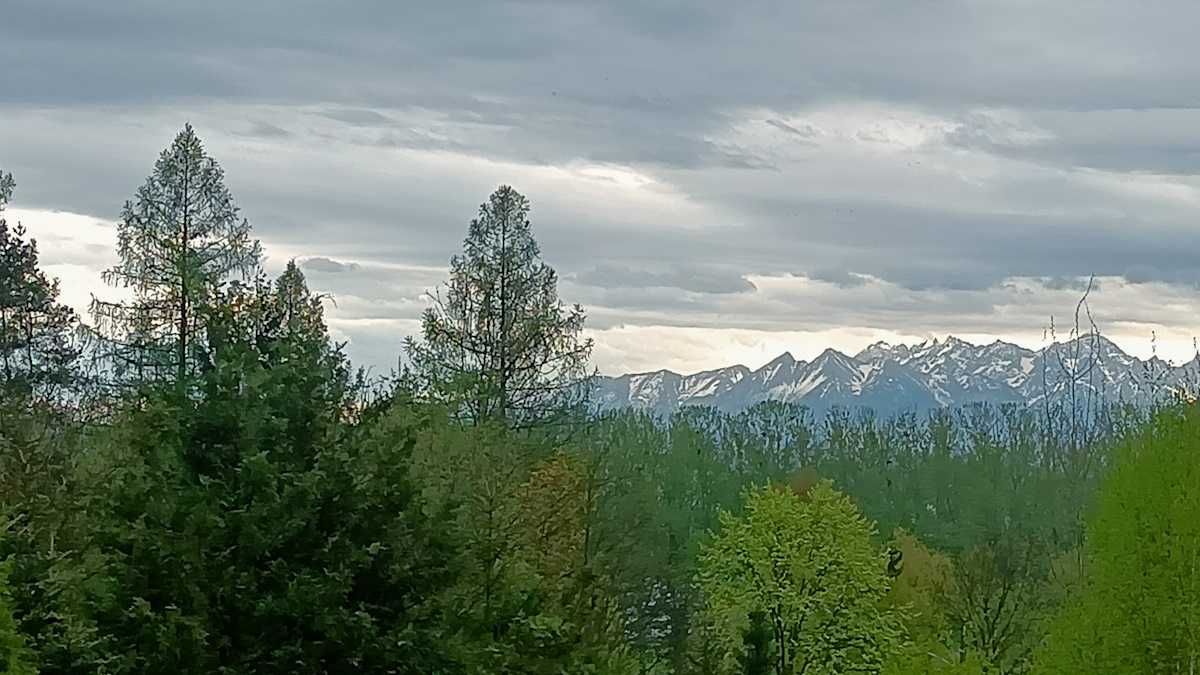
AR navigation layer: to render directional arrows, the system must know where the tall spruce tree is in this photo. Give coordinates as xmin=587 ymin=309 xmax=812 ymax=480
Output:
xmin=0 ymin=170 xmax=79 ymax=401
xmin=407 ymin=185 xmax=593 ymax=429
xmin=53 ymin=262 xmax=460 ymax=673
xmin=91 ymin=125 xmax=260 ymax=387
xmin=267 ymin=260 xmax=332 ymax=347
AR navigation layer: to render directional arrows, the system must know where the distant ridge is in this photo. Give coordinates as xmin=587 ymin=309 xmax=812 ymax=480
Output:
xmin=594 ymin=335 xmax=1200 ymax=414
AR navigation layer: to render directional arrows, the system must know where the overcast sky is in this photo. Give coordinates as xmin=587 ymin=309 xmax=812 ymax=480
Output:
xmin=5 ymin=1 xmax=1200 ymax=375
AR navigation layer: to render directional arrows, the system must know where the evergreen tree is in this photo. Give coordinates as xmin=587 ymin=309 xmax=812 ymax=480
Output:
xmin=64 ymin=265 xmax=458 ymax=674
xmin=266 ymin=260 xmax=331 ymax=346
xmin=0 ymin=171 xmax=79 ymax=401
xmin=91 ymin=125 xmax=260 ymax=387
xmin=0 ymin=554 xmax=36 ymax=675
xmin=0 ymin=386 xmax=102 ymax=672
xmin=407 ymin=185 xmax=593 ymax=430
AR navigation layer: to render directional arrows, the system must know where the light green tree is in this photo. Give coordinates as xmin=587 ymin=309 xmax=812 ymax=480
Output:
xmin=697 ymin=482 xmax=904 ymax=674
xmin=1036 ymin=403 xmax=1200 ymax=674
xmin=882 ymin=530 xmax=986 ymax=675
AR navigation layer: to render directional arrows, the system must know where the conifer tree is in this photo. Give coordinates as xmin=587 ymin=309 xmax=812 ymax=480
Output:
xmin=407 ymin=185 xmax=593 ymax=429
xmin=266 ymin=260 xmax=332 ymax=346
xmin=0 ymin=556 xmax=35 ymax=675
xmin=0 ymin=170 xmax=79 ymax=401
xmin=92 ymin=125 xmax=260 ymax=386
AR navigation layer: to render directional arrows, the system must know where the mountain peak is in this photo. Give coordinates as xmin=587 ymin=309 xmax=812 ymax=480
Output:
xmin=692 ymin=363 xmax=751 ymax=378
xmin=593 ymin=333 xmax=1183 ymax=414
xmin=857 ymin=340 xmax=914 ymax=365
xmin=762 ymin=351 xmax=797 ymax=368
xmin=812 ymin=347 xmax=849 ymax=362
xmin=809 ymin=348 xmax=859 ymax=372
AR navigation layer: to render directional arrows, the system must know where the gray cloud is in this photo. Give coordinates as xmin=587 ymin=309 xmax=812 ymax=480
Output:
xmin=6 ymin=1 xmax=1200 ymax=372
xmin=765 ymin=119 xmax=819 ymax=139
xmin=242 ymin=121 xmax=292 ymax=139
xmin=803 ymin=268 xmax=869 ymax=289
xmin=318 ymin=108 xmax=396 ymax=127
xmin=573 ymin=264 xmax=757 ymax=295
xmin=1040 ymin=276 xmax=1102 ymax=292
xmin=300 ymin=256 xmax=361 ymax=274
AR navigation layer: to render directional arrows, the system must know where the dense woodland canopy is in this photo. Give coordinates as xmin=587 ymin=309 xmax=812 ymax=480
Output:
xmin=1 ymin=127 xmax=1198 ymax=673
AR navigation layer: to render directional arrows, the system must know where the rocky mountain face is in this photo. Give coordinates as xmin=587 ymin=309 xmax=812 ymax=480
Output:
xmin=594 ymin=336 xmax=1200 ymax=415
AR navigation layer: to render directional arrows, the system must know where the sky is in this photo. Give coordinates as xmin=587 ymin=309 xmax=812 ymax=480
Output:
xmin=5 ymin=1 xmax=1200 ymax=376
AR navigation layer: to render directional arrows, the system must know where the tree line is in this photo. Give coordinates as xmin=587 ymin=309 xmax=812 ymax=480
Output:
xmin=1 ymin=125 xmax=1198 ymax=673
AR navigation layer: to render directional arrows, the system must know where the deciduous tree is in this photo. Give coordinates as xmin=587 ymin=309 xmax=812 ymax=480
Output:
xmin=698 ymin=483 xmax=903 ymax=674
xmin=91 ymin=125 xmax=260 ymax=387
xmin=407 ymin=185 xmax=592 ymax=430
xmin=1036 ymin=403 xmax=1200 ymax=673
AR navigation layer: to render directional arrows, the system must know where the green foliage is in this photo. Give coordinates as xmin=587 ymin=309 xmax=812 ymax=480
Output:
xmin=697 ymin=483 xmax=904 ymax=674
xmin=10 ymin=265 xmax=459 ymax=673
xmin=0 ymin=170 xmax=79 ymax=401
xmin=883 ymin=530 xmax=967 ymax=674
xmin=940 ymin=536 xmax=1052 ymax=674
xmin=0 ymin=536 xmax=37 ymax=675
xmin=576 ymin=408 xmax=747 ymax=669
xmin=406 ymin=418 xmax=639 ymax=671
xmin=406 ymin=185 xmax=593 ymax=430
xmin=2 ymin=141 xmax=1184 ymax=673
xmin=1037 ymin=403 xmax=1200 ymax=674
xmin=0 ymin=390 xmax=108 ymax=673
xmin=738 ymin=610 xmax=775 ymax=675
xmin=91 ymin=125 xmax=261 ymax=385
xmin=818 ymin=405 xmax=1097 ymax=556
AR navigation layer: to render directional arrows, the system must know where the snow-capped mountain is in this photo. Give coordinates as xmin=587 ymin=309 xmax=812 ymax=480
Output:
xmin=598 ymin=364 xmax=750 ymax=415
xmin=594 ymin=335 xmax=1200 ymax=414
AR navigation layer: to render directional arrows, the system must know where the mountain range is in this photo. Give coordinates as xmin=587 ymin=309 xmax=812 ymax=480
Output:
xmin=594 ymin=336 xmax=1200 ymax=416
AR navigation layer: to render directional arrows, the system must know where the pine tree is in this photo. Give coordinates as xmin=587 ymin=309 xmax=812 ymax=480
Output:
xmin=407 ymin=185 xmax=593 ymax=429
xmin=0 ymin=170 xmax=79 ymax=401
xmin=91 ymin=124 xmax=260 ymax=387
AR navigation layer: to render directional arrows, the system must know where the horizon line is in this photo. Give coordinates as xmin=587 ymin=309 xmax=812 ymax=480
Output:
xmin=600 ymin=332 xmax=1200 ymax=378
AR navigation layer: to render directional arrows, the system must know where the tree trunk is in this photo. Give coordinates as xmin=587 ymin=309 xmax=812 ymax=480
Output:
xmin=178 ymin=156 xmax=191 ymax=387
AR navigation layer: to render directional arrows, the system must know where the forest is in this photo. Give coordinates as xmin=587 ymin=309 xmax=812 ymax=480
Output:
xmin=1 ymin=126 xmax=1198 ymax=674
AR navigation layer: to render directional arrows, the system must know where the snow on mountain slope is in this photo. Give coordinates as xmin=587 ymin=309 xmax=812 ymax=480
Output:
xmin=594 ymin=335 xmax=1198 ymax=414
xmin=857 ymin=359 xmax=941 ymax=416
xmin=790 ymin=348 xmax=867 ymax=404
xmin=897 ymin=336 xmax=1031 ymax=406
xmin=723 ymin=352 xmax=808 ymax=409
xmin=679 ymin=364 xmax=751 ymax=406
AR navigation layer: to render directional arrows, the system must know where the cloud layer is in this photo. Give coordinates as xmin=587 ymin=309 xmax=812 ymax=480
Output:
xmin=5 ymin=1 xmax=1200 ymax=374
